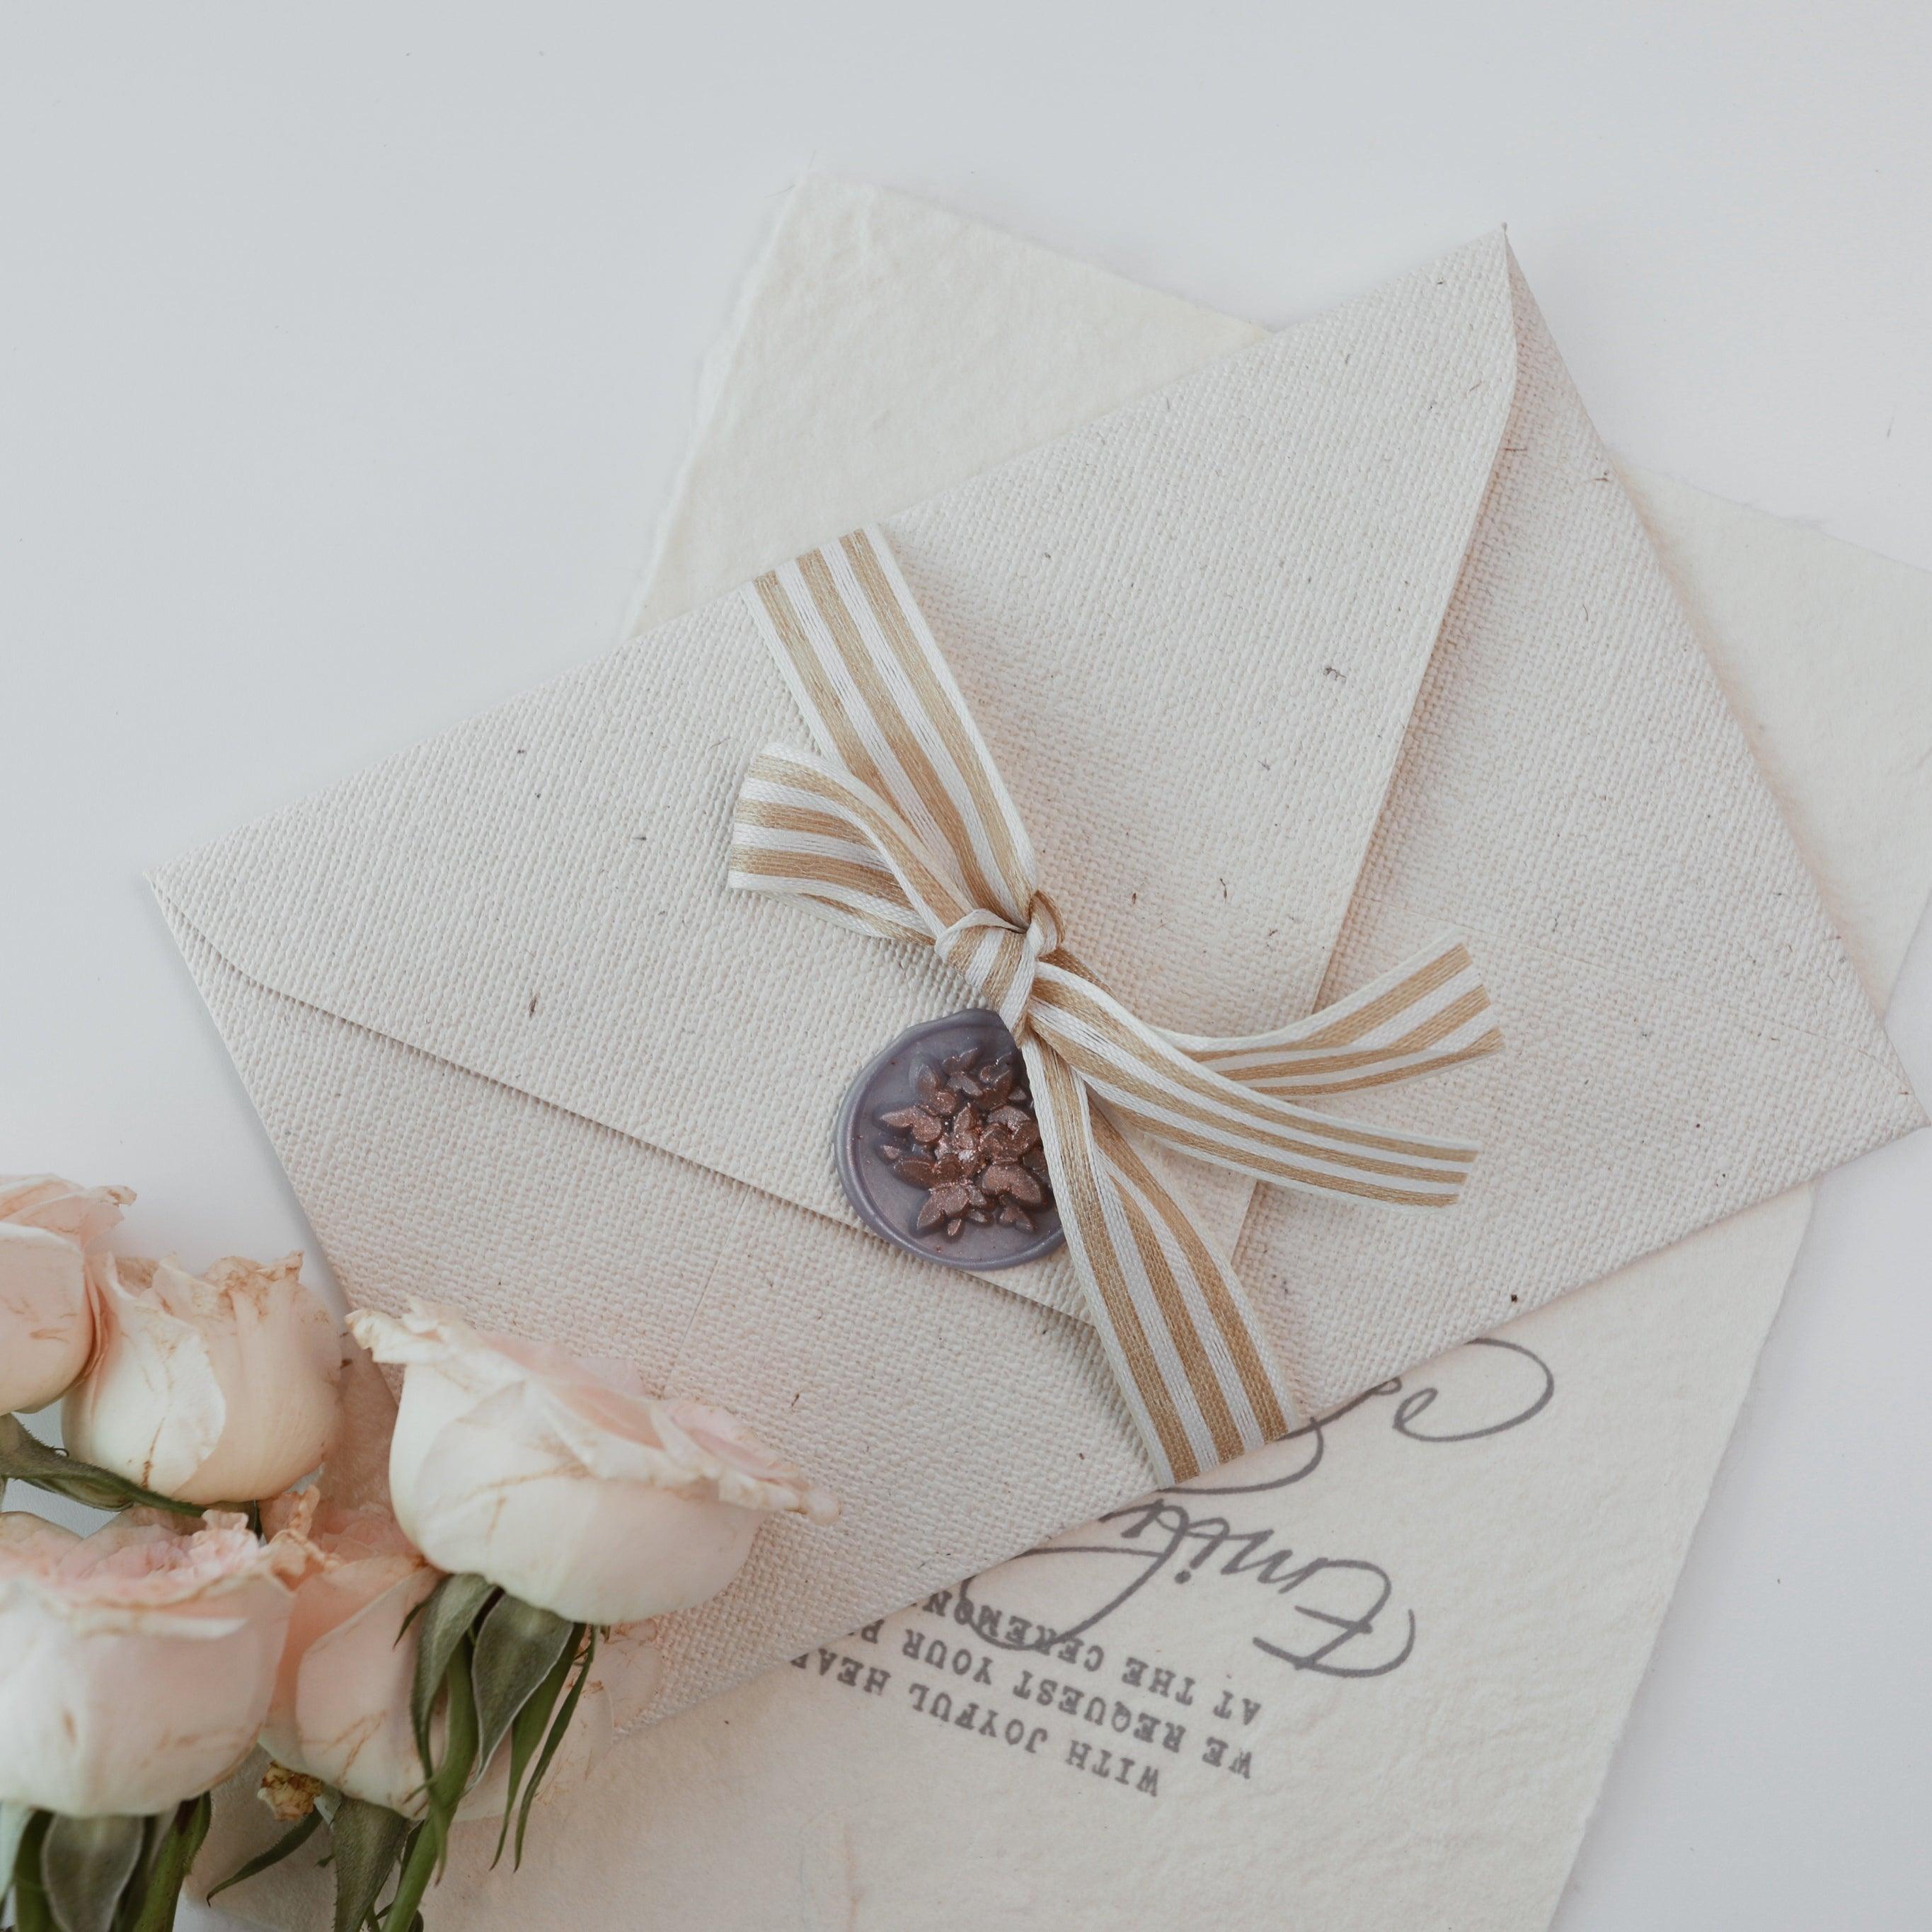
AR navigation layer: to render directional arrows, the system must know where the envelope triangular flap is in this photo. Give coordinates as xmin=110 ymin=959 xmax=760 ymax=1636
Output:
xmin=151 ymin=235 xmax=1519 ymax=1280
xmin=1236 ymin=251 xmax=1924 ymax=1408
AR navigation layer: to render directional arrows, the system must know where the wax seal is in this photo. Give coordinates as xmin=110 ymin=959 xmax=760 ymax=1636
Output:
xmin=835 ymin=1010 xmax=1064 ymax=1270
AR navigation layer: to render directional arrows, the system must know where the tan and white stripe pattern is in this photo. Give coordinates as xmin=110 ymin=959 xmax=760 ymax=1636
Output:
xmin=730 ymin=527 xmax=1501 ymax=1482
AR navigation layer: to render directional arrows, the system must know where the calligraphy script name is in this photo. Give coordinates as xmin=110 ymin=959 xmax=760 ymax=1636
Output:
xmin=953 ymin=1337 xmax=1555 ymax=1680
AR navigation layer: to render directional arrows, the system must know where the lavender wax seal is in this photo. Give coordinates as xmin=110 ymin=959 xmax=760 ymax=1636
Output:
xmin=835 ymin=1010 xmax=1064 ymax=1270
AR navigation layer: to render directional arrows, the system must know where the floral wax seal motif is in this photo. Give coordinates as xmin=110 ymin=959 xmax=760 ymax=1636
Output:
xmin=835 ymin=1011 xmax=1063 ymax=1270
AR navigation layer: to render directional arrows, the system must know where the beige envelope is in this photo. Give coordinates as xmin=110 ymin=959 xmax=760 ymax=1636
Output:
xmin=150 ymin=223 xmax=1921 ymax=1723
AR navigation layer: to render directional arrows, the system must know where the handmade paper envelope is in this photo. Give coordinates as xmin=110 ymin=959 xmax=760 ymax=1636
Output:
xmin=151 ymin=226 xmax=1921 ymax=1721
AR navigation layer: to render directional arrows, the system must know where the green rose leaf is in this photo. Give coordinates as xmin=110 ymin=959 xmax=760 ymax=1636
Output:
xmin=490 ymin=1626 xmax=582 ymax=1868
xmin=10 ymin=1812 xmax=53 ymax=1932
xmin=204 ymin=1808 xmax=321 ymax=1906
xmin=40 ymin=1812 xmax=144 ymax=1932
xmin=0 ymin=1415 xmax=202 ymax=1518
xmin=471 ymin=1593 xmax=575 ymax=1778
xmin=328 ymin=1799 xmax=410 ymax=1932
xmin=1 ymin=1802 xmax=32 ymax=1919
xmin=513 ymin=1626 xmax=597 ymax=1870
xmin=408 ymin=1572 xmax=495 ymax=1778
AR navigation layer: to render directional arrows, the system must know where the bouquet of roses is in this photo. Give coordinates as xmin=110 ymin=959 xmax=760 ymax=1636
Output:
xmin=0 ymin=1175 xmax=835 ymax=1932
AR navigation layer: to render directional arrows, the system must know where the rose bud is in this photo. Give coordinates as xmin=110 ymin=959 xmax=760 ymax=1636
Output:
xmin=347 ymin=1301 xmax=837 ymax=1625
xmin=0 ymin=1175 xmax=132 ymax=1415
xmin=0 ymin=1508 xmax=311 ymax=1817
xmin=63 ymin=1252 xmax=341 ymax=1505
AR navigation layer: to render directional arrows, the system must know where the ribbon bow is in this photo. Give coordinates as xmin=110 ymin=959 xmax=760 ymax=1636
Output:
xmin=730 ymin=528 xmax=1500 ymax=1483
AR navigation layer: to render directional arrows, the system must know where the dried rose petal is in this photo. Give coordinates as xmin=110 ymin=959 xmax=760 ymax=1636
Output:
xmin=982 ymin=1163 xmax=1045 ymax=1207
xmin=916 ymin=1068 xmax=962 ymax=1115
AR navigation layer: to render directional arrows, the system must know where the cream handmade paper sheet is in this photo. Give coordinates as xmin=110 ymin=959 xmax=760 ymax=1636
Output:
xmin=205 ymin=179 xmax=1932 ymax=1932
xmin=151 ymin=188 xmax=1921 ymax=1720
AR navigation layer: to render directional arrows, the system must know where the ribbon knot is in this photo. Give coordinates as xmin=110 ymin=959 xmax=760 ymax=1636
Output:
xmin=936 ymin=892 xmax=1064 ymax=1036
xmin=730 ymin=527 xmax=1502 ymax=1484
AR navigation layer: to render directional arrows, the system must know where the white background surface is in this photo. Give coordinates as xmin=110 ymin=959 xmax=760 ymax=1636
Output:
xmin=2 ymin=6 xmax=1928 ymax=1928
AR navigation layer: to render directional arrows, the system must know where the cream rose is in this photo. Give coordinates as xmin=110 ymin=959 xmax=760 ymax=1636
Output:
xmin=62 ymin=1252 xmax=341 ymax=1505
xmin=0 ymin=1509 xmax=309 ymax=1817
xmin=347 ymin=1302 xmax=837 ymax=1623
xmin=0 ymin=1174 xmax=132 ymax=1415
xmin=258 ymin=1494 xmax=662 ymax=1819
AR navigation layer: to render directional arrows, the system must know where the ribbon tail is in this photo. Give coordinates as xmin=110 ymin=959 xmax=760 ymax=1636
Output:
xmin=1026 ymin=1040 xmax=1301 ymax=1485
xmin=1161 ymin=936 xmax=1503 ymax=1097
xmin=1030 ymin=963 xmax=1483 ymax=1207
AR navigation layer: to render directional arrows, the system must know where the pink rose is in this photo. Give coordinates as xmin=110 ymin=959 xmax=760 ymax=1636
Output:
xmin=63 ymin=1253 xmax=341 ymax=1504
xmin=0 ymin=1509 xmax=311 ymax=1816
xmin=0 ymin=1175 xmax=132 ymax=1415
xmin=347 ymin=1301 xmax=836 ymax=1623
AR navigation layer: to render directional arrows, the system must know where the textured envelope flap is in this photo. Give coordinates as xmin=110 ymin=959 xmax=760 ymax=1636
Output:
xmin=1228 ymin=250 xmax=1926 ymax=1408
xmin=150 ymin=236 xmax=1517 ymax=1296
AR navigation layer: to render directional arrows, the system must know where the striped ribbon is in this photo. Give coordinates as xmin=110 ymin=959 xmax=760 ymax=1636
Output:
xmin=730 ymin=527 xmax=1501 ymax=1483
